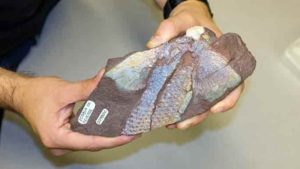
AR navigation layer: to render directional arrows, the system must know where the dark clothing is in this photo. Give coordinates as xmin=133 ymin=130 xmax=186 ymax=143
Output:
xmin=0 ymin=38 xmax=36 ymax=70
xmin=0 ymin=0 xmax=60 ymax=140
xmin=0 ymin=0 xmax=60 ymax=57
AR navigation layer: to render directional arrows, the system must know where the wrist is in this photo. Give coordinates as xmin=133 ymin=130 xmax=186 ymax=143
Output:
xmin=164 ymin=0 xmax=213 ymax=19
xmin=0 ymin=68 xmax=30 ymax=113
xmin=11 ymin=75 xmax=31 ymax=115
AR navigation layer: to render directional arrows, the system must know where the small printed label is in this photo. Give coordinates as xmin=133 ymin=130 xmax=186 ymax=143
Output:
xmin=78 ymin=100 xmax=95 ymax=124
xmin=96 ymin=108 xmax=109 ymax=125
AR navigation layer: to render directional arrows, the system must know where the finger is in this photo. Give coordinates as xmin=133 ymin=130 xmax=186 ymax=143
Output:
xmin=94 ymin=68 xmax=106 ymax=83
xmin=147 ymin=13 xmax=195 ymax=48
xmin=57 ymin=130 xmax=137 ymax=151
xmin=57 ymin=103 xmax=75 ymax=126
xmin=80 ymin=68 xmax=105 ymax=95
xmin=50 ymin=149 xmax=72 ymax=156
xmin=68 ymin=69 xmax=105 ymax=102
xmin=176 ymin=111 xmax=209 ymax=130
xmin=210 ymin=84 xmax=245 ymax=113
xmin=166 ymin=124 xmax=177 ymax=129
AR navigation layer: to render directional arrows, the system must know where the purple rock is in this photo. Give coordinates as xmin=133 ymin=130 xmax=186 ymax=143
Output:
xmin=70 ymin=27 xmax=256 ymax=137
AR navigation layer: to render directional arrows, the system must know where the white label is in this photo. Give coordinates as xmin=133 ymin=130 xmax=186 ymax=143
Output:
xmin=96 ymin=108 xmax=109 ymax=125
xmin=186 ymin=26 xmax=205 ymax=40
xmin=78 ymin=100 xmax=95 ymax=124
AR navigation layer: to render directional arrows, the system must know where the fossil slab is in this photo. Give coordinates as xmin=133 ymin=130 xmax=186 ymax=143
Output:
xmin=70 ymin=26 xmax=256 ymax=137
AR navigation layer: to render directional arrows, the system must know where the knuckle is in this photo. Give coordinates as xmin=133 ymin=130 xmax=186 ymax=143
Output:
xmin=180 ymin=11 xmax=193 ymax=19
xmin=86 ymin=137 xmax=102 ymax=151
xmin=40 ymin=131 xmax=61 ymax=149
xmin=179 ymin=11 xmax=197 ymax=24
xmin=41 ymin=136 xmax=55 ymax=148
xmin=160 ymin=20 xmax=176 ymax=32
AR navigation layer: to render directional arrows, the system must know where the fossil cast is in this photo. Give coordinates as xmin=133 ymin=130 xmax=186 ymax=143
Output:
xmin=70 ymin=26 xmax=256 ymax=137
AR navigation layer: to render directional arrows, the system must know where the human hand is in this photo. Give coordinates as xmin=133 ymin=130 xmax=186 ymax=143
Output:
xmin=147 ymin=0 xmax=245 ymax=130
xmin=13 ymin=69 xmax=137 ymax=156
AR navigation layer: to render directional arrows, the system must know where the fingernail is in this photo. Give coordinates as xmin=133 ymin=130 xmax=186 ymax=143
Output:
xmin=147 ymin=36 xmax=163 ymax=48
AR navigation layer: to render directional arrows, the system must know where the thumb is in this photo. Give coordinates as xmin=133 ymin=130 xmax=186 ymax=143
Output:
xmin=69 ymin=69 xmax=105 ymax=102
xmin=147 ymin=15 xmax=194 ymax=48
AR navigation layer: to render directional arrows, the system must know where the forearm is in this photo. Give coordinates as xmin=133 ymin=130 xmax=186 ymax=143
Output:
xmin=0 ymin=68 xmax=26 ymax=111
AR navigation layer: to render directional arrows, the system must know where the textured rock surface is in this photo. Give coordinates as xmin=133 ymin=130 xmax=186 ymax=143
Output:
xmin=71 ymin=26 xmax=256 ymax=137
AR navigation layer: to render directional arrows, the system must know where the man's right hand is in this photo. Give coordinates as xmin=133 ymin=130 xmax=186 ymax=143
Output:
xmin=0 ymin=68 xmax=137 ymax=156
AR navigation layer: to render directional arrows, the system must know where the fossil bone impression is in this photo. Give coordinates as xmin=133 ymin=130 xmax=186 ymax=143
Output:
xmin=71 ymin=26 xmax=256 ymax=137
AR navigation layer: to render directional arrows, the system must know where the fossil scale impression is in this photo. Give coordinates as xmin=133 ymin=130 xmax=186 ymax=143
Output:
xmin=71 ymin=26 xmax=256 ymax=137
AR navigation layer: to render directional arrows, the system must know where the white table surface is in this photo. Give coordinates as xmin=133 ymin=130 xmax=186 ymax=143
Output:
xmin=1 ymin=0 xmax=300 ymax=168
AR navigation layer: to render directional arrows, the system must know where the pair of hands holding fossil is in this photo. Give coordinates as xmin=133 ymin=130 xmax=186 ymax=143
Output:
xmin=11 ymin=1 xmax=244 ymax=156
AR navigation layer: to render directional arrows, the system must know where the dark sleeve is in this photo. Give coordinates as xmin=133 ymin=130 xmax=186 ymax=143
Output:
xmin=0 ymin=0 xmax=60 ymax=57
